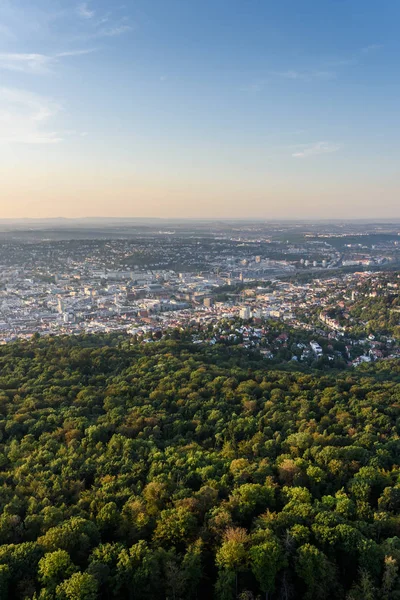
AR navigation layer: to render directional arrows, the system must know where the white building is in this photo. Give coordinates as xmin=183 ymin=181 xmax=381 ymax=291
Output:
xmin=239 ymin=307 xmax=251 ymax=320
xmin=310 ymin=341 xmax=323 ymax=356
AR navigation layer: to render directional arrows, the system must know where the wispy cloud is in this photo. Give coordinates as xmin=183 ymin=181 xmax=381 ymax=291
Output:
xmin=361 ymin=43 xmax=383 ymax=54
xmin=0 ymin=49 xmax=95 ymax=74
xmin=80 ymin=22 xmax=133 ymax=40
xmin=272 ymin=44 xmax=382 ymax=83
xmin=240 ymin=79 xmax=267 ymax=94
xmin=75 ymin=3 xmax=132 ymax=39
xmin=328 ymin=43 xmax=383 ymax=67
xmin=0 ymin=53 xmax=52 ymax=74
xmin=77 ymin=3 xmax=95 ymax=19
xmin=56 ymin=49 xmax=96 ymax=58
xmin=0 ymin=87 xmax=63 ymax=144
xmin=274 ymin=70 xmax=336 ymax=81
xmin=240 ymin=69 xmax=334 ymax=94
xmin=292 ymin=141 xmax=341 ymax=159
xmin=95 ymin=24 xmax=132 ymax=38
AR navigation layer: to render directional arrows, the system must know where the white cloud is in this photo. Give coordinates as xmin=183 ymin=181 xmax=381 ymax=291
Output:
xmin=77 ymin=3 xmax=95 ymax=19
xmin=240 ymin=79 xmax=267 ymax=93
xmin=328 ymin=44 xmax=383 ymax=67
xmin=275 ymin=70 xmax=335 ymax=81
xmin=75 ymin=2 xmax=132 ymax=37
xmin=56 ymin=49 xmax=96 ymax=58
xmin=292 ymin=141 xmax=341 ymax=159
xmin=240 ymin=69 xmax=334 ymax=94
xmin=0 ymin=49 xmax=95 ymax=74
xmin=0 ymin=87 xmax=62 ymax=144
xmin=0 ymin=53 xmax=52 ymax=74
xmin=274 ymin=45 xmax=382 ymax=82
xmin=93 ymin=24 xmax=132 ymax=38
xmin=361 ymin=44 xmax=383 ymax=54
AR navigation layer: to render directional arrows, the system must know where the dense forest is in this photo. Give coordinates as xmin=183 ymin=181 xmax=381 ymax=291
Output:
xmin=0 ymin=334 xmax=399 ymax=599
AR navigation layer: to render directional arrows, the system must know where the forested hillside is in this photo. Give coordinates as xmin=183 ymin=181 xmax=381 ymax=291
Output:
xmin=0 ymin=334 xmax=399 ymax=599
xmin=349 ymin=293 xmax=400 ymax=338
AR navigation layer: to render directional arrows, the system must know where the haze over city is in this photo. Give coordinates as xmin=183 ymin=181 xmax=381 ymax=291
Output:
xmin=0 ymin=0 xmax=399 ymax=219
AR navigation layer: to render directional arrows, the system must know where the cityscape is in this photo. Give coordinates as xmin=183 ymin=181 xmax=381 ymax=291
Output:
xmin=0 ymin=220 xmax=399 ymax=368
xmin=1 ymin=0 xmax=400 ymax=597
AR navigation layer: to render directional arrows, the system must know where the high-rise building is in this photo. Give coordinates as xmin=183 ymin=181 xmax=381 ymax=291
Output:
xmin=239 ymin=307 xmax=251 ymax=320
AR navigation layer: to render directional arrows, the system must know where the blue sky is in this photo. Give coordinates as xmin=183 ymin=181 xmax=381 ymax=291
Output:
xmin=0 ymin=0 xmax=399 ymax=218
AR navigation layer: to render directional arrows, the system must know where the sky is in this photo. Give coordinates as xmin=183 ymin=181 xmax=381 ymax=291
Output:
xmin=0 ymin=0 xmax=399 ymax=220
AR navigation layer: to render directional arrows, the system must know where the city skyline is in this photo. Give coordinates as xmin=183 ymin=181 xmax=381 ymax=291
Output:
xmin=0 ymin=0 xmax=400 ymax=219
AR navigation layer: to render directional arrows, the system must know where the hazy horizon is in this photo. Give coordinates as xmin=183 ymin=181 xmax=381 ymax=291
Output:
xmin=0 ymin=0 xmax=399 ymax=219
xmin=1 ymin=216 xmax=400 ymax=222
